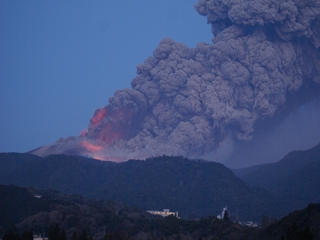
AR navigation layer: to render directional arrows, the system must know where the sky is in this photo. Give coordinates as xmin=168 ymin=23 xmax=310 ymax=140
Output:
xmin=0 ymin=0 xmax=213 ymax=153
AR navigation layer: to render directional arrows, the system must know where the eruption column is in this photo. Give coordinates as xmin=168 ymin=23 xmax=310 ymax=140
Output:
xmin=32 ymin=0 xmax=320 ymax=164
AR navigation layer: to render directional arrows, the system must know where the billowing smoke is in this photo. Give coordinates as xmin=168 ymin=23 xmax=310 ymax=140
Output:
xmin=32 ymin=0 xmax=320 ymax=165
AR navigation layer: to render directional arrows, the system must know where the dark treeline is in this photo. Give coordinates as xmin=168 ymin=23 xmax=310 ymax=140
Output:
xmin=1 ymin=207 xmax=320 ymax=240
xmin=0 ymin=153 xmax=290 ymax=221
xmin=1 ymin=184 xmax=320 ymax=240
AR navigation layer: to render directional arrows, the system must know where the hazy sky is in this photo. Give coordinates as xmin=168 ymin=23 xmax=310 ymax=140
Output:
xmin=0 ymin=0 xmax=212 ymax=153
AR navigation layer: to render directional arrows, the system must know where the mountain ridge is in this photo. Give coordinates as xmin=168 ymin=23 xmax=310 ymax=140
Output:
xmin=233 ymin=143 xmax=320 ymax=209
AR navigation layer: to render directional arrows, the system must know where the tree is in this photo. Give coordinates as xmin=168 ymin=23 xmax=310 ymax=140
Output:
xmin=60 ymin=229 xmax=67 ymax=240
xmin=223 ymin=209 xmax=229 ymax=221
xmin=21 ymin=230 xmax=33 ymax=240
xmin=260 ymin=215 xmax=270 ymax=230
xmin=72 ymin=231 xmax=78 ymax=240
xmin=284 ymin=224 xmax=314 ymax=240
xmin=103 ymin=232 xmax=122 ymax=240
xmin=48 ymin=224 xmax=60 ymax=240
xmin=2 ymin=230 xmax=20 ymax=240
xmin=78 ymin=230 xmax=87 ymax=240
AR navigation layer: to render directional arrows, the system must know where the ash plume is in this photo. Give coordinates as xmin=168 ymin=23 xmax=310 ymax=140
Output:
xmin=32 ymin=0 xmax=320 ymax=165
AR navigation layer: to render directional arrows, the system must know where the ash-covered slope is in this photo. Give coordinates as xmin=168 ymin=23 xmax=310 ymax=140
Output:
xmin=31 ymin=0 xmax=320 ymax=165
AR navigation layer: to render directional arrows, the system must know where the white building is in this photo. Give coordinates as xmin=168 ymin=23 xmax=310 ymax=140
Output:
xmin=147 ymin=209 xmax=179 ymax=218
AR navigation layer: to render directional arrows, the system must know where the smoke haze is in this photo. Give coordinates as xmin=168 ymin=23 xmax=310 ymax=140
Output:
xmin=32 ymin=0 xmax=320 ymax=167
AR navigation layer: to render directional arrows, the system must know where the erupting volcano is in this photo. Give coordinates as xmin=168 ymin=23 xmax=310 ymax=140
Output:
xmin=32 ymin=0 xmax=320 ymax=166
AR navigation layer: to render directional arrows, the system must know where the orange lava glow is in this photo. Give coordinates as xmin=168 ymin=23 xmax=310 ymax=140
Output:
xmin=95 ymin=108 xmax=134 ymax=144
xmin=90 ymin=107 xmax=108 ymax=126
xmin=90 ymin=154 xmax=127 ymax=162
xmin=80 ymin=129 xmax=88 ymax=137
xmin=87 ymin=106 xmax=136 ymax=147
xmin=91 ymin=155 xmax=105 ymax=161
xmin=99 ymin=124 xmax=124 ymax=144
xmin=81 ymin=141 xmax=102 ymax=152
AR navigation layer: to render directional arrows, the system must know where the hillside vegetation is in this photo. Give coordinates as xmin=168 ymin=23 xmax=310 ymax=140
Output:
xmin=1 ymin=184 xmax=320 ymax=240
xmin=0 ymin=154 xmax=289 ymax=221
xmin=234 ymin=143 xmax=320 ymax=209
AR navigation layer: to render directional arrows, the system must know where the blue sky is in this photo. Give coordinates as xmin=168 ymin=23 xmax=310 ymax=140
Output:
xmin=0 ymin=1 xmax=213 ymax=153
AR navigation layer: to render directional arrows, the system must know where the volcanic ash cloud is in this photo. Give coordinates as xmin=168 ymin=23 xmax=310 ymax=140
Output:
xmin=32 ymin=0 xmax=320 ymax=162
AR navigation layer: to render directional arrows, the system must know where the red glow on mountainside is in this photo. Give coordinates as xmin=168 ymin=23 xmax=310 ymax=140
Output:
xmin=98 ymin=124 xmax=123 ymax=144
xmin=79 ymin=140 xmax=129 ymax=162
xmin=88 ymin=107 xmax=136 ymax=145
xmin=91 ymin=153 xmax=125 ymax=162
xmin=81 ymin=141 xmax=102 ymax=152
xmin=90 ymin=155 xmax=105 ymax=161
xmin=90 ymin=107 xmax=108 ymax=126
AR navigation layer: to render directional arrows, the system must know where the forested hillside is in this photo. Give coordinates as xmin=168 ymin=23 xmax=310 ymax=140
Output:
xmin=0 ymin=154 xmax=289 ymax=221
xmin=234 ymin=143 xmax=320 ymax=209
xmin=1 ymin=184 xmax=320 ymax=240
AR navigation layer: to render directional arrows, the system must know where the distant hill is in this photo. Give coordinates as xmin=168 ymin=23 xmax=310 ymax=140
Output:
xmin=88 ymin=156 xmax=289 ymax=221
xmin=0 ymin=153 xmax=288 ymax=221
xmin=233 ymin=143 xmax=320 ymax=209
xmin=0 ymin=153 xmax=113 ymax=196
xmin=0 ymin=184 xmax=43 ymax=229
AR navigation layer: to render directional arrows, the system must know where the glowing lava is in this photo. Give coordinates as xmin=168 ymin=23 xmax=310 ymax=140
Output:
xmin=90 ymin=107 xmax=108 ymax=126
xmin=80 ymin=140 xmax=133 ymax=162
xmin=81 ymin=141 xmax=102 ymax=152
xmin=87 ymin=106 xmax=138 ymax=145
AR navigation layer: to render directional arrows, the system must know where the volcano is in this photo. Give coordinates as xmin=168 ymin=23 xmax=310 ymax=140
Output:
xmin=31 ymin=0 xmax=320 ymax=166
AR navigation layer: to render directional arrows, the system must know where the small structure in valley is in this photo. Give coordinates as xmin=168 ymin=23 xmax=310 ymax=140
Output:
xmin=147 ymin=209 xmax=179 ymax=218
xmin=217 ymin=206 xmax=228 ymax=220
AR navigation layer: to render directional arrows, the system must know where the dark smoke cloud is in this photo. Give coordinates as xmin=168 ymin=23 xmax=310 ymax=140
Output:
xmin=32 ymin=0 xmax=320 ymax=166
